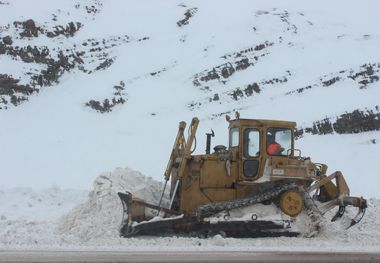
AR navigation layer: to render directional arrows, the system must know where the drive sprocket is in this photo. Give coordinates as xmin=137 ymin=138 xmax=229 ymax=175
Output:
xmin=280 ymin=189 xmax=304 ymax=217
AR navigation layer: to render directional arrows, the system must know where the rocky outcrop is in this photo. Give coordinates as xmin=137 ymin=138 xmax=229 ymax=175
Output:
xmin=177 ymin=8 xmax=198 ymax=27
xmin=296 ymin=106 xmax=380 ymax=138
xmin=286 ymin=63 xmax=380 ymax=96
xmin=0 ymin=33 xmax=148 ymax=109
xmin=189 ymin=71 xmax=291 ymax=110
xmin=13 ymin=19 xmax=83 ymax=39
xmin=0 ymin=74 xmax=37 ymax=109
xmin=193 ymin=42 xmax=274 ymax=88
xmin=85 ymin=81 xmax=127 ymax=113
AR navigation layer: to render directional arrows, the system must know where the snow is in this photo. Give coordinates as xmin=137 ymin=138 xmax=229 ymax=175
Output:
xmin=0 ymin=167 xmax=379 ymax=250
xmin=0 ymin=0 xmax=379 ymax=195
xmin=57 ymin=167 xmax=167 ymax=242
xmin=0 ymin=0 xmax=380 ymax=250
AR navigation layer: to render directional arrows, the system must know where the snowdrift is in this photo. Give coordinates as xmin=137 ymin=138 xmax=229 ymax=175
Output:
xmin=57 ymin=167 xmax=166 ymax=242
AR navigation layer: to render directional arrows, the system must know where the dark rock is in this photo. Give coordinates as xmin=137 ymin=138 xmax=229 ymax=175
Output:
xmin=95 ymin=58 xmax=114 ymax=71
xmin=46 ymin=22 xmax=82 ymax=38
xmin=235 ymin=58 xmax=250 ymax=71
xmin=245 ymin=83 xmax=261 ymax=96
xmin=177 ymin=8 xmax=198 ymax=27
xmin=333 ymin=109 xmax=380 ymax=134
xmin=85 ymin=81 xmax=127 ymax=113
xmin=254 ymin=44 xmax=266 ymax=51
xmin=2 ymin=36 xmax=12 ymax=45
xmin=322 ymin=77 xmax=340 ymax=87
xmin=14 ymin=19 xmax=42 ymax=38
xmin=296 ymin=107 xmax=380 ymax=137
xmin=231 ymin=89 xmax=244 ymax=100
xmin=193 ymin=42 xmax=273 ymax=88
xmin=221 ymin=63 xmax=235 ymax=79
xmin=0 ymin=74 xmax=37 ymax=108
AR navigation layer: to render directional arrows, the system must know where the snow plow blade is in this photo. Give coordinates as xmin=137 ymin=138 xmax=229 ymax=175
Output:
xmin=117 ymin=191 xmax=299 ymax=238
xmin=117 ymin=192 xmax=180 ymax=237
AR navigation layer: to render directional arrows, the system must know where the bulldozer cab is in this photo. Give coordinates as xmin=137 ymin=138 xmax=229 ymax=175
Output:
xmin=227 ymin=117 xmax=296 ymax=182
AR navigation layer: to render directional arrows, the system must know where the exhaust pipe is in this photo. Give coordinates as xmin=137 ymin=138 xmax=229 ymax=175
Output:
xmin=205 ymin=129 xmax=215 ymax=154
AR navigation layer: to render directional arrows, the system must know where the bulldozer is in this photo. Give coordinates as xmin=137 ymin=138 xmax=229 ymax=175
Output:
xmin=118 ymin=113 xmax=367 ymax=238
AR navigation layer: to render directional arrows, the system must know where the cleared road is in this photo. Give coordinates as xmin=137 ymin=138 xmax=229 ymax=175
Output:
xmin=0 ymin=250 xmax=380 ymax=263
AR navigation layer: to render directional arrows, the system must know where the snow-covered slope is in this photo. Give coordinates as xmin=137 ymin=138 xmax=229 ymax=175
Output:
xmin=0 ymin=0 xmax=379 ymax=198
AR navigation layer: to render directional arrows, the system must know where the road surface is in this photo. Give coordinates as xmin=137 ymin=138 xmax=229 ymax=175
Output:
xmin=0 ymin=250 xmax=379 ymax=263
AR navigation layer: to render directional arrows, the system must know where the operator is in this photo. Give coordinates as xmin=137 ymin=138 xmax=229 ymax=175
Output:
xmin=267 ymin=132 xmax=284 ymax=155
xmin=267 ymin=142 xmax=282 ymax=155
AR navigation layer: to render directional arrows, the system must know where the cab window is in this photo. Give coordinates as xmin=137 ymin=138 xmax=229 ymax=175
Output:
xmin=244 ymin=129 xmax=260 ymax=157
xmin=229 ymin=127 xmax=239 ymax=147
xmin=266 ymin=128 xmax=292 ymax=156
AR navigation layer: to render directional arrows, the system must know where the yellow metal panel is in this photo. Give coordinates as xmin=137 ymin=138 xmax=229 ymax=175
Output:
xmin=200 ymin=159 xmax=236 ymax=188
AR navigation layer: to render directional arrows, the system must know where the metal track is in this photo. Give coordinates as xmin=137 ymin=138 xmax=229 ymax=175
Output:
xmin=196 ymin=182 xmax=323 ymax=237
xmin=130 ymin=216 xmax=298 ymax=238
xmin=196 ymin=182 xmax=301 ymax=218
xmin=121 ymin=182 xmax=323 ymax=238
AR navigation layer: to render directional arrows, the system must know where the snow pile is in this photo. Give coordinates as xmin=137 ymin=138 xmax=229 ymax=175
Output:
xmin=57 ymin=167 xmax=166 ymax=242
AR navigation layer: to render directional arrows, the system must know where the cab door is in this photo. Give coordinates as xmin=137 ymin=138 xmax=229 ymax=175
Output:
xmin=241 ymin=128 xmax=261 ymax=179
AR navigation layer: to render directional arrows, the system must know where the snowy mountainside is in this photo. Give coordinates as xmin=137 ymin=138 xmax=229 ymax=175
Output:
xmin=0 ymin=0 xmax=379 ymax=197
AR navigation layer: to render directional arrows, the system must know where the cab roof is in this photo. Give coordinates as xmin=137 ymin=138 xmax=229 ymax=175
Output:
xmin=228 ymin=118 xmax=297 ymax=129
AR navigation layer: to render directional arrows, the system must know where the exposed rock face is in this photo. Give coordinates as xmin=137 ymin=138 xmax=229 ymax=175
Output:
xmin=14 ymin=19 xmax=42 ymax=38
xmin=85 ymin=81 xmax=127 ymax=113
xmin=45 ymin=22 xmax=83 ymax=38
xmin=0 ymin=74 xmax=37 ymax=109
xmin=286 ymin=63 xmax=380 ymax=96
xmin=13 ymin=19 xmax=83 ymax=39
xmin=193 ymin=42 xmax=274 ymax=88
xmin=348 ymin=64 xmax=380 ymax=89
xmin=0 ymin=32 xmax=147 ymax=109
xmin=0 ymin=1 xmax=143 ymax=110
xmin=177 ymin=8 xmax=198 ymax=27
xmin=296 ymin=106 xmax=380 ymax=138
xmin=189 ymin=71 xmax=291 ymax=110
xmin=2 ymin=36 xmax=12 ymax=45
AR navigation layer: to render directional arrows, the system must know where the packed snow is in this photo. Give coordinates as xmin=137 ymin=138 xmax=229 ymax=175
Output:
xmin=0 ymin=168 xmax=379 ymax=251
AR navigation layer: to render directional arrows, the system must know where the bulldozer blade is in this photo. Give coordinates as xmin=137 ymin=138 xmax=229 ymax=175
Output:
xmin=122 ymin=215 xmax=299 ymax=238
xmin=117 ymin=192 xmax=133 ymax=237
xmin=117 ymin=191 xmax=182 ymax=237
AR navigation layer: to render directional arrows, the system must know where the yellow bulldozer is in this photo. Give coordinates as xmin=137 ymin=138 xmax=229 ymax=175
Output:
xmin=118 ymin=113 xmax=367 ymax=237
